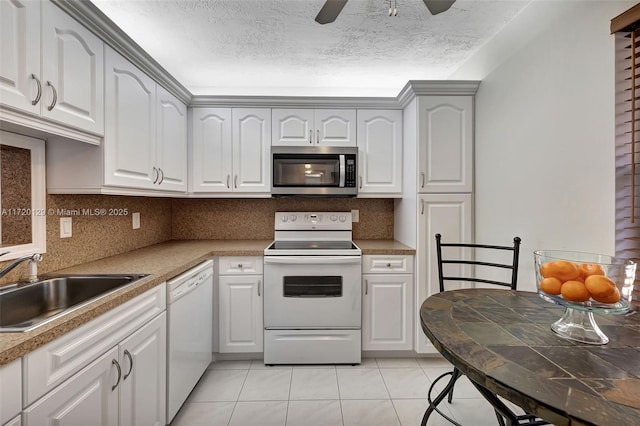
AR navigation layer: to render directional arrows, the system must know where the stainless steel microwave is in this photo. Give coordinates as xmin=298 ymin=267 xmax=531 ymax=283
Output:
xmin=271 ymin=146 xmax=358 ymax=196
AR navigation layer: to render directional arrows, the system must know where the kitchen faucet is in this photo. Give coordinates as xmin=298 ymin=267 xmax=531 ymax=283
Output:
xmin=0 ymin=252 xmax=43 ymax=282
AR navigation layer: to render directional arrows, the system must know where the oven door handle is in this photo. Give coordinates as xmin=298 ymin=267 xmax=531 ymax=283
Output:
xmin=264 ymin=256 xmax=361 ymax=265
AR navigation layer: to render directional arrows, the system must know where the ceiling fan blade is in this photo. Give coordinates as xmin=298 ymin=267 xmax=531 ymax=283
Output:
xmin=315 ymin=0 xmax=348 ymax=24
xmin=422 ymin=0 xmax=456 ymax=15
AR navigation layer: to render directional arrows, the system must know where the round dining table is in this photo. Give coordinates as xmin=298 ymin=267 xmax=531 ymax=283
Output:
xmin=419 ymin=289 xmax=640 ymax=426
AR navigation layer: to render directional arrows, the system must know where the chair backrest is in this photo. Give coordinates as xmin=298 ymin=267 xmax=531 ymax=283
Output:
xmin=435 ymin=233 xmax=521 ymax=292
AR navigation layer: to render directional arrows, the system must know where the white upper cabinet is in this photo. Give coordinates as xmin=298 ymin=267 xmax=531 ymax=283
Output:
xmin=272 ymin=109 xmax=356 ymax=146
xmin=104 ymin=47 xmax=186 ymax=192
xmin=0 ymin=0 xmax=104 ymax=137
xmin=156 ymin=85 xmax=187 ymax=192
xmin=104 ymin=47 xmax=156 ymax=190
xmin=190 ymin=108 xmax=270 ymax=195
xmin=418 ymin=96 xmax=473 ymax=193
xmin=357 ymin=109 xmax=402 ymax=196
xmin=41 ymin=1 xmax=104 ymax=135
xmin=233 ymin=108 xmax=271 ymax=192
xmin=0 ymin=0 xmax=41 ymax=115
xmin=190 ymin=108 xmax=233 ymax=192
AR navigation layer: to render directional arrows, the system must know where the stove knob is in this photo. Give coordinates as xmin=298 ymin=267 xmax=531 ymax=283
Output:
xmin=289 ymin=214 xmax=297 ymax=222
xmin=281 ymin=215 xmax=288 ymax=222
xmin=339 ymin=215 xmax=346 ymax=222
xmin=330 ymin=215 xmax=337 ymax=221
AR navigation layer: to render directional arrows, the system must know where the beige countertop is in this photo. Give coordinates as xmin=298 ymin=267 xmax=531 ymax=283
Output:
xmin=0 ymin=238 xmax=414 ymax=366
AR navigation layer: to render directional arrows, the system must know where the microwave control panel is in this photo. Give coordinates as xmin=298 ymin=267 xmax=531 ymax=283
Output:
xmin=346 ymin=158 xmax=356 ymax=187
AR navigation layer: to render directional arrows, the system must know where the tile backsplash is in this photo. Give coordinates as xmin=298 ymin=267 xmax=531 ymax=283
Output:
xmin=0 ymin=195 xmax=393 ymax=285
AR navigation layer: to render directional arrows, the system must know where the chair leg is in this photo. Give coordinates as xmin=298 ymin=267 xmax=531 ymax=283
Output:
xmin=447 ymin=367 xmax=462 ymax=404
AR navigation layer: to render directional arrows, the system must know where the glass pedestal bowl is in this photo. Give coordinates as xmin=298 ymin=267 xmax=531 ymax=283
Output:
xmin=533 ymin=250 xmax=636 ymax=345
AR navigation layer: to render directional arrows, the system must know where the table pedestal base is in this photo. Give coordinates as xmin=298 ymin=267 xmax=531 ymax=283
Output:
xmin=551 ymin=307 xmax=609 ymax=345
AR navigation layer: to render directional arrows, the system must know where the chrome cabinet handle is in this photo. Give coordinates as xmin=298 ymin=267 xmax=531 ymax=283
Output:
xmin=421 ymin=199 xmax=425 ymax=215
xmin=158 ymin=168 xmax=164 ymax=184
xmin=226 ymin=174 xmax=230 ymax=188
xmin=31 ymin=74 xmax=42 ymax=106
xmin=111 ymin=359 xmax=122 ymax=391
xmin=309 ymin=129 xmax=312 ymax=144
xmin=316 ymin=129 xmax=320 ymax=144
xmin=420 ymin=172 xmax=425 ymax=189
xmin=257 ymin=279 xmax=261 ymax=296
xmin=123 ymin=350 xmax=133 ymax=380
xmin=365 ymin=279 xmax=368 ymax=295
xmin=46 ymin=81 xmax=57 ymax=111
xmin=234 ymin=175 xmax=238 ymax=188
xmin=359 ymin=176 xmax=362 ymax=189
xmin=152 ymin=167 xmax=159 ymax=184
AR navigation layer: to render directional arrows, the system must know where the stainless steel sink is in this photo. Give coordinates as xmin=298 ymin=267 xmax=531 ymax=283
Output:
xmin=0 ymin=274 xmax=148 ymax=332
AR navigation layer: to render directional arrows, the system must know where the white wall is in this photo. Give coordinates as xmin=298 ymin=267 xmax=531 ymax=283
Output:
xmin=451 ymin=0 xmax=634 ymax=291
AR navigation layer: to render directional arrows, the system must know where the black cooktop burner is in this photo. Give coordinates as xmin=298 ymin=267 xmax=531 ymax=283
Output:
xmin=268 ymin=240 xmax=357 ymax=250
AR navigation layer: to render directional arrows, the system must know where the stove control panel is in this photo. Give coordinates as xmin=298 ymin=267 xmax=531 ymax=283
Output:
xmin=274 ymin=212 xmax=352 ymax=230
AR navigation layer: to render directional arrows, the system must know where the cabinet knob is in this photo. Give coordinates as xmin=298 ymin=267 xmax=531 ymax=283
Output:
xmin=386 ymin=263 xmax=391 ymax=268
xmin=31 ymin=74 xmax=42 ymax=106
xmin=123 ymin=349 xmax=134 ymax=380
xmin=46 ymin=81 xmax=57 ymax=111
xmin=111 ymin=359 xmax=122 ymax=391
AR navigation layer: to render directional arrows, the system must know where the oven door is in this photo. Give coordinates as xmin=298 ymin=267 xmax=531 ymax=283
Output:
xmin=263 ymin=256 xmax=361 ymax=328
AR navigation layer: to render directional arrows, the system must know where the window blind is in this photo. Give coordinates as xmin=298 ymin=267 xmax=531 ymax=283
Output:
xmin=613 ymin=5 xmax=640 ymax=304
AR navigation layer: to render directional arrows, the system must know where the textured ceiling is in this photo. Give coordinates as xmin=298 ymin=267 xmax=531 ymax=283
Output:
xmin=91 ymin=0 xmax=532 ymax=97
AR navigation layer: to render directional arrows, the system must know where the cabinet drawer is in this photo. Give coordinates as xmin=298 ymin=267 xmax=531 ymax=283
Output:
xmin=24 ymin=283 xmax=166 ymax=406
xmin=0 ymin=358 xmax=21 ymax=424
xmin=363 ymin=255 xmax=413 ymax=274
xmin=219 ymin=257 xmax=263 ymax=275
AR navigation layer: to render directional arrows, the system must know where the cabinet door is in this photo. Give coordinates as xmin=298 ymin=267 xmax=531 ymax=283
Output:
xmin=41 ymin=1 xmax=104 ymax=135
xmin=418 ymin=96 xmax=473 ymax=193
xmin=416 ymin=193 xmax=472 ymax=353
xmin=219 ymin=275 xmax=263 ymax=352
xmin=190 ymin=108 xmax=233 ymax=192
xmin=156 ymin=85 xmax=187 ymax=192
xmin=315 ymin=109 xmax=356 ymax=146
xmin=272 ymin=109 xmax=314 ymax=146
xmin=119 ymin=313 xmax=166 ymax=426
xmin=23 ymin=347 xmax=119 ymax=426
xmin=362 ymin=274 xmax=413 ymax=351
xmin=104 ymin=47 xmax=156 ymax=189
xmin=0 ymin=0 xmax=40 ymax=114
xmin=232 ymin=108 xmax=271 ymax=193
xmin=357 ymin=110 xmax=402 ymax=195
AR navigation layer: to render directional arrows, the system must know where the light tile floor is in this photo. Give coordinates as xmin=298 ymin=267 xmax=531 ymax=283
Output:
xmin=170 ymin=357 xmax=526 ymax=426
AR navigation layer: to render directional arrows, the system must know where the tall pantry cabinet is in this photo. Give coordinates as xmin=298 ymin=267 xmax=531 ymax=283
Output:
xmin=394 ymin=84 xmax=478 ymax=354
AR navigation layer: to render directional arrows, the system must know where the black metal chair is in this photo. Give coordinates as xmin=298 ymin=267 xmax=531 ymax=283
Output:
xmin=422 ymin=234 xmax=548 ymax=426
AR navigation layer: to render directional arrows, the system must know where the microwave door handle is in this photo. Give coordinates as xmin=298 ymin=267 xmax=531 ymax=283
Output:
xmin=339 ymin=155 xmax=345 ymax=187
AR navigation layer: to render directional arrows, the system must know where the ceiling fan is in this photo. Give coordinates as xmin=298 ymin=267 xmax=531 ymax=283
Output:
xmin=315 ymin=0 xmax=456 ymax=24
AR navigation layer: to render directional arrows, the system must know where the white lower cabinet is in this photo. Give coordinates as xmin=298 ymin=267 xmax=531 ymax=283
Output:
xmin=118 ymin=313 xmax=166 ymax=426
xmin=0 ymin=358 xmax=22 ymax=425
xmin=218 ymin=257 xmax=263 ymax=353
xmin=21 ymin=284 xmax=167 ymax=426
xmin=23 ymin=347 xmax=119 ymax=426
xmin=362 ymin=255 xmax=414 ymax=351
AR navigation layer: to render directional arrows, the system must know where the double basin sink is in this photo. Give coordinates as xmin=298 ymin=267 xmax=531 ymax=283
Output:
xmin=0 ymin=274 xmax=148 ymax=332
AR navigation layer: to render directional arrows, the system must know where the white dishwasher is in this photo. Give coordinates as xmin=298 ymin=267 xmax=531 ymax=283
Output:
xmin=167 ymin=259 xmax=213 ymax=423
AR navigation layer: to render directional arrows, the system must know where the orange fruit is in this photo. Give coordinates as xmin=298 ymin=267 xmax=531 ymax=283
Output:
xmin=539 ymin=277 xmax=563 ymax=295
xmin=592 ymin=286 xmax=621 ymax=304
xmin=584 ymin=275 xmax=617 ymax=298
xmin=541 ymin=261 xmax=580 ymax=282
xmin=578 ymin=263 xmax=605 ymax=280
xmin=560 ymin=280 xmax=591 ymax=302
